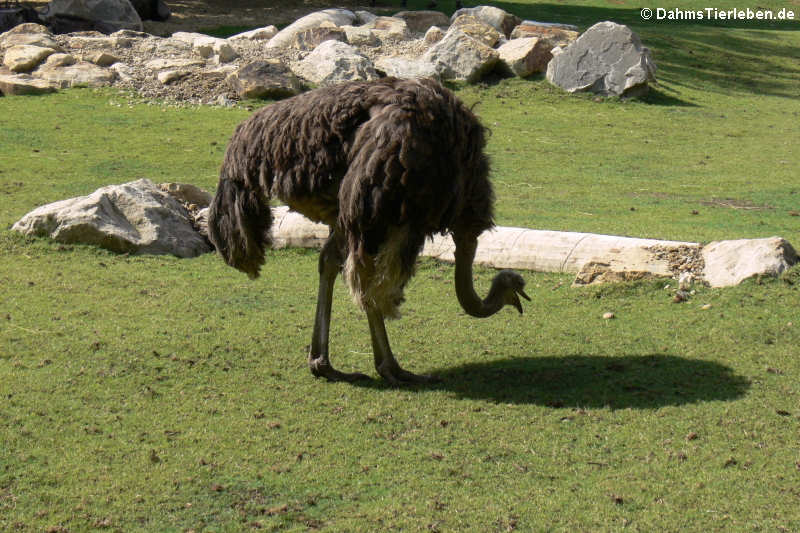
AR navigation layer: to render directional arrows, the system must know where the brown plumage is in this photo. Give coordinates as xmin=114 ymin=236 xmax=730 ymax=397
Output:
xmin=208 ymin=78 xmax=528 ymax=384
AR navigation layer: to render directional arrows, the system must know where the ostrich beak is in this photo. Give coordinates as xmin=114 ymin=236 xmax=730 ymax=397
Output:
xmin=512 ymin=288 xmax=531 ymax=314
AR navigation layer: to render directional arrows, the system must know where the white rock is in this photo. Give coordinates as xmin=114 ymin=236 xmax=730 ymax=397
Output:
xmin=0 ymin=72 xmax=57 ymax=95
xmin=157 ymin=69 xmax=190 ymax=84
xmin=365 ymin=16 xmax=411 ymax=40
xmin=497 ymin=37 xmax=553 ymax=77
xmin=341 ymin=25 xmax=380 ymax=47
xmin=421 ymin=28 xmax=500 ymax=83
xmin=291 ymin=40 xmax=378 ymax=86
xmin=35 ymin=60 xmax=116 ymax=88
xmin=3 ymin=45 xmax=56 ymax=72
xmin=12 ymin=179 xmax=211 ymax=258
xmin=144 ymin=57 xmax=205 ymax=71
xmin=228 ymin=25 xmax=278 ymax=41
xmin=702 ymin=237 xmax=798 ymax=287
xmin=267 ymin=9 xmax=355 ymax=49
xmin=450 ymin=5 xmax=522 ymax=38
xmin=375 ymin=56 xmax=440 ymax=80
xmin=424 ymin=26 xmax=445 ymax=44
xmin=42 ymin=53 xmax=77 ymax=68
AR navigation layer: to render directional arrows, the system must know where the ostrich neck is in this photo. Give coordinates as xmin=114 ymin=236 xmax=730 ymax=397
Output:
xmin=453 ymin=233 xmax=504 ymax=318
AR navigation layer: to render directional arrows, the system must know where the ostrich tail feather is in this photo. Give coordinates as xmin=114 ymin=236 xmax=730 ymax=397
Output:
xmin=207 ymin=176 xmax=273 ymax=280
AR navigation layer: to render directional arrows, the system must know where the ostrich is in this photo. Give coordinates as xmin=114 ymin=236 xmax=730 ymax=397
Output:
xmin=207 ymin=78 xmax=529 ymax=384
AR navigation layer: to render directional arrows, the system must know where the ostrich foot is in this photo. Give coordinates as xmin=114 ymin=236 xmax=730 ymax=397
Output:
xmin=376 ymin=361 xmax=441 ymax=385
xmin=308 ymin=355 xmax=370 ymax=382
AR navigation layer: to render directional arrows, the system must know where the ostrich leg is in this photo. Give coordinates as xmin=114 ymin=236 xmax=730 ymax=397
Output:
xmin=365 ymin=306 xmax=440 ymax=385
xmin=308 ymin=233 xmax=370 ymax=381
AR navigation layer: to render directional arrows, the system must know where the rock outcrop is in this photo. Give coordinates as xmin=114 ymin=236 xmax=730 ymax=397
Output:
xmin=546 ymin=21 xmax=656 ymax=97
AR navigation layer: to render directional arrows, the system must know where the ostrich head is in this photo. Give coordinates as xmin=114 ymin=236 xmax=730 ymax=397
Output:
xmin=489 ymin=270 xmax=531 ymax=314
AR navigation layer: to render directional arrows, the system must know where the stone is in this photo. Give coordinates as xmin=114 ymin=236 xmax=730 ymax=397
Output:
xmin=42 ymin=52 xmax=77 ymax=68
xmin=365 ymin=16 xmax=411 ymax=40
xmin=354 ymin=10 xmax=377 ymax=26
xmin=393 ymin=10 xmax=450 ymax=33
xmin=35 ymin=60 xmax=116 ymax=88
xmin=0 ymin=72 xmax=57 ymax=95
xmin=291 ymin=40 xmax=378 ymax=86
xmin=87 ymin=51 xmax=119 ymax=66
xmin=341 ymin=25 xmax=379 ymax=47
xmin=226 ymin=60 xmax=303 ymax=99
xmin=510 ymin=21 xmax=579 ymax=48
xmin=421 ymin=28 xmax=500 ymax=83
xmin=293 ymin=25 xmax=347 ymax=51
xmin=43 ymin=0 xmax=144 ymax=32
xmin=128 ymin=0 xmax=170 ymax=21
xmin=0 ymin=25 xmax=61 ymax=50
xmin=497 ymin=37 xmax=553 ymax=77
xmin=11 ymin=179 xmax=211 ymax=258
xmin=171 ymin=32 xmax=239 ymax=63
xmin=424 ymin=26 xmax=444 ymax=45
xmin=158 ymin=182 xmax=212 ymax=208
xmin=144 ymin=57 xmax=204 ymax=71
xmin=375 ymin=56 xmax=439 ymax=80
xmin=228 ymin=25 xmax=278 ymax=41
xmin=702 ymin=237 xmax=798 ymax=287
xmin=450 ymin=14 xmax=503 ymax=48
xmin=157 ymin=68 xmax=189 ymax=84
xmin=451 ymin=5 xmax=521 ymax=38
xmin=546 ymin=21 xmax=657 ymax=97
xmin=109 ymin=28 xmax=148 ymax=47
xmin=3 ymin=45 xmax=56 ymax=72
xmin=267 ymin=9 xmax=355 ymax=49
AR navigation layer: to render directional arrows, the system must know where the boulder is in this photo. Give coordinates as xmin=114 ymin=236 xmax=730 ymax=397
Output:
xmin=450 ymin=14 xmax=503 ymax=48
xmin=11 ymin=179 xmax=211 ymax=258
xmin=374 ymin=56 xmax=439 ymax=80
xmin=227 ymin=60 xmax=303 ymax=99
xmin=293 ymin=25 xmax=347 ymax=51
xmin=171 ymin=32 xmax=238 ymax=63
xmin=451 ymin=5 xmax=521 ymax=38
xmin=510 ymin=21 xmax=579 ymax=48
xmin=291 ymin=40 xmax=378 ymax=86
xmin=158 ymin=182 xmax=212 ymax=209
xmin=365 ymin=16 xmax=411 ymax=40
xmin=128 ymin=0 xmax=170 ymax=21
xmin=267 ymin=9 xmax=355 ymax=49
xmin=35 ymin=59 xmax=116 ymax=87
xmin=497 ymin=37 xmax=553 ymax=77
xmin=86 ymin=50 xmax=119 ymax=66
xmin=43 ymin=0 xmax=144 ymax=32
xmin=393 ymin=10 xmax=450 ymax=33
xmin=424 ymin=25 xmax=444 ymax=45
xmin=42 ymin=52 xmax=77 ymax=68
xmin=546 ymin=21 xmax=656 ymax=97
xmin=354 ymin=10 xmax=378 ymax=26
xmin=156 ymin=69 xmax=189 ymax=84
xmin=144 ymin=56 xmax=205 ymax=71
xmin=702 ymin=237 xmax=798 ymax=287
xmin=421 ymin=28 xmax=500 ymax=83
xmin=0 ymin=71 xmax=57 ymax=95
xmin=228 ymin=25 xmax=278 ymax=42
xmin=0 ymin=24 xmax=61 ymax=50
xmin=3 ymin=44 xmax=56 ymax=72
xmin=341 ymin=25 xmax=379 ymax=47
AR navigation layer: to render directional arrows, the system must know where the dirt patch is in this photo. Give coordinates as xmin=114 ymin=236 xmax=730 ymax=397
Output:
xmin=21 ymin=0 xmax=394 ymax=35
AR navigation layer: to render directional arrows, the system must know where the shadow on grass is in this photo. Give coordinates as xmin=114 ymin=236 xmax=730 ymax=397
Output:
xmin=357 ymin=354 xmax=750 ymax=409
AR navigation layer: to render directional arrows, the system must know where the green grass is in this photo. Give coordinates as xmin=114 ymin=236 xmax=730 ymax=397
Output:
xmin=2 ymin=1 xmax=800 ymax=530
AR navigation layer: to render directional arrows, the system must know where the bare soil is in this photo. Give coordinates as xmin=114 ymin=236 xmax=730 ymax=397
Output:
xmin=23 ymin=0 xmax=395 ymax=35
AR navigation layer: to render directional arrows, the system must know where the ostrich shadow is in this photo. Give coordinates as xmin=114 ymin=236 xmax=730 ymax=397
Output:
xmin=357 ymin=353 xmax=750 ymax=409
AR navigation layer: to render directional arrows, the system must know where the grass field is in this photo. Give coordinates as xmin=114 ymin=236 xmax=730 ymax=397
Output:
xmin=2 ymin=0 xmax=800 ymax=531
